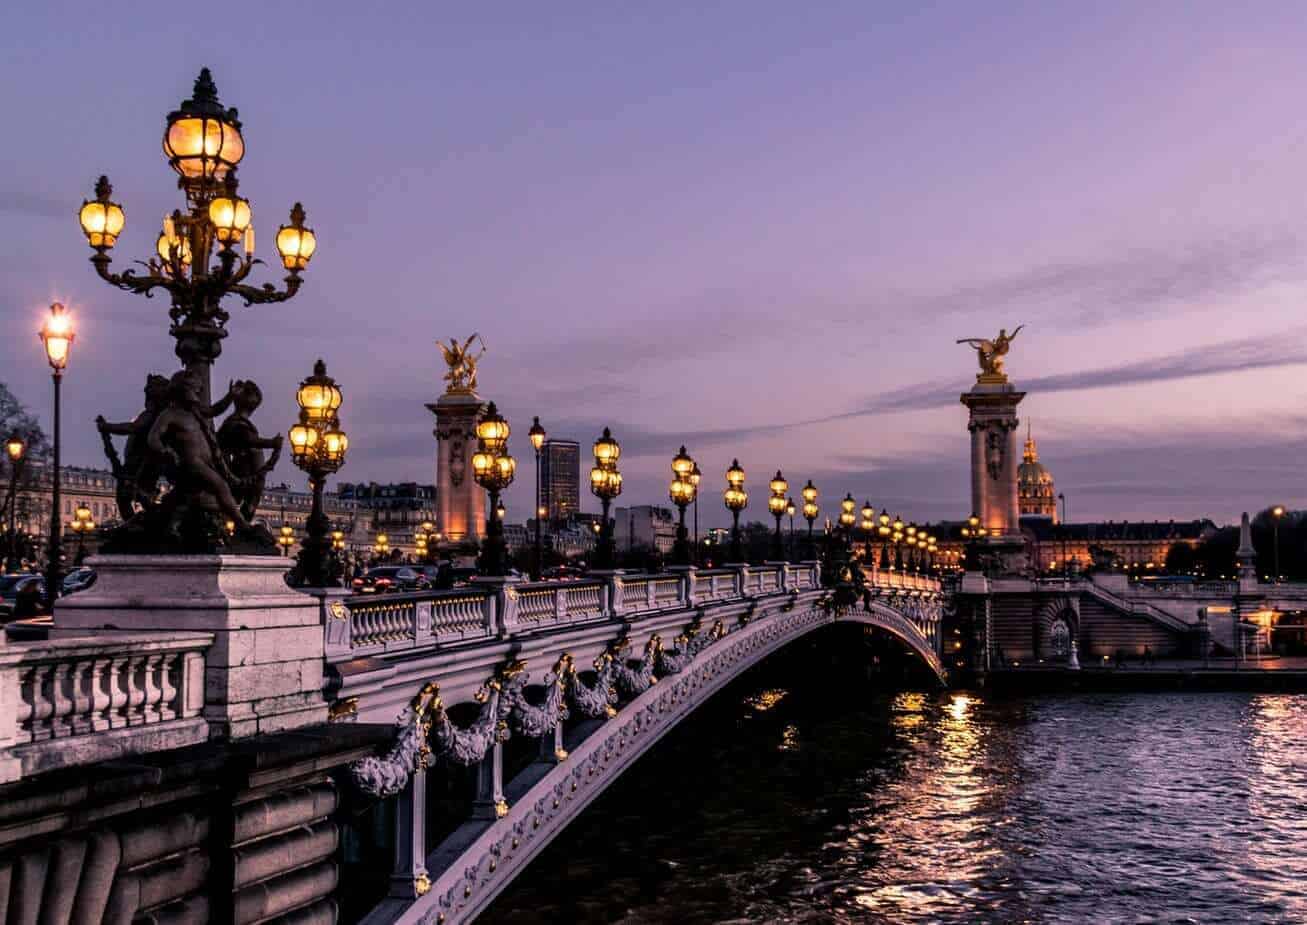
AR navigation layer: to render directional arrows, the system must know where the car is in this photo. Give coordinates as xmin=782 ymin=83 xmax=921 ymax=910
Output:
xmin=62 ymin=567 xmax=97 ymax=595
xmin=0 ymin=574 xmax=47 ymax=619
xmin=351 ymin=566 xmax=429 ymax=594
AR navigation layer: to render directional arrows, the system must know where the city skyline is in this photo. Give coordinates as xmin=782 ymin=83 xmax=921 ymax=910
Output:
xmin=6 ymin=3 xmax=1307 ymax=527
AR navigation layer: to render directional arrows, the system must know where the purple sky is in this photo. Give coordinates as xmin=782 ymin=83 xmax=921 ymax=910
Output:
xmin=5 ymin=2 xmax=1307 ymax=528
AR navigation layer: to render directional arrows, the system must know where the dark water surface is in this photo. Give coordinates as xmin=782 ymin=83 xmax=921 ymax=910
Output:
xmin=481 ymin=638 xmax=1307 ymax=924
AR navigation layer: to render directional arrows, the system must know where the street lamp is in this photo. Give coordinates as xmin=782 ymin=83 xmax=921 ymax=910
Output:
xmin=1272 ymin=505 xmax=1285 ymax=582
xmin=374 ymin=532 xmax=390 ymax=562
xmin=278 ymin=525 xmax=295 ymax=557
xmin=877 ymin=509 xmax=891 ymax=569
xmin=767 ymin=471 xmax=788 ymax=560
xmin=472 ymin=402 xmax=516 ymax=577
xmin=4 ymin=435 xmax=25 ymax=573
xmin=70 ymin=503 xmax=95 ymax=565
xmin=669 ymin=446 xmax=697 ymax=566
xmin=287 ymin=359 xmax=349 ymax=587
xmin=588 ymin=428 xmax=622 ymax=570
xmin=529 ymin=416 xmax=547 ymax=581
xmin=860 ymin=500 xmax=875 ymax=565
xmin=801 ymin=480 xmax=818 ymax=559
xmin=689 ymin=461 xmax=702 ymax=563
xmin=39 ymin=302 xmax=74 ymax=610
xmin=78 ymin=69 xmax=315 ymax=408
xmin=724 ymin=459 xmax=748 ymax=562
xmin=839 ymin=494 xmax=856 ymax=540
xmin=786 ymin=497 xmax=797 ymax=562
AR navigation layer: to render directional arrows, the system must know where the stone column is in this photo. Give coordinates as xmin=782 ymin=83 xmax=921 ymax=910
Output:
xmin=960 ymin=377 xmax=1028 ymax=575
xmin=427 ymin=391 xmax=486 ymax=547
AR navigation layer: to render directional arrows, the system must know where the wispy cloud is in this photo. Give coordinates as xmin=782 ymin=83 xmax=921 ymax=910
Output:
xmin=0 ymin=191 xmax=67 ymax=220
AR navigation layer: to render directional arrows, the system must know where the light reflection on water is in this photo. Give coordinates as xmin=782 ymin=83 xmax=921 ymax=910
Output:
xmin=483 ymin=676 xmax=1307 ymax=924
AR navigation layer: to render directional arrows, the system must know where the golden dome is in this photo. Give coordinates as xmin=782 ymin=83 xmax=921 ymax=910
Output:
xmin=1018 ymin=425 xmax=1058 ymax=519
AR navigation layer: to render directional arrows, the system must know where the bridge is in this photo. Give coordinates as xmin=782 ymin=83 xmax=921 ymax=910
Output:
xmin=332 ymin=562 xmax=944 ymax=923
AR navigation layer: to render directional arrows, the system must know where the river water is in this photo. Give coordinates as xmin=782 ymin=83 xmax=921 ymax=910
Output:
xmin=481 ymin=630 xmax=1307 ymax=924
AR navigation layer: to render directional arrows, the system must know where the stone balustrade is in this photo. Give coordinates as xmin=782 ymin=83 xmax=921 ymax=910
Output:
xmin=0 ymin=631 xmax=211 ymax=783
xmin=330 ymin=564 xmax=858 ymax=664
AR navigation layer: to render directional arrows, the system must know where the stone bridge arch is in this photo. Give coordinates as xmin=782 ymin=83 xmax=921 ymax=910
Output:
xmin=352 ymin=588 xmax=947 ymax=924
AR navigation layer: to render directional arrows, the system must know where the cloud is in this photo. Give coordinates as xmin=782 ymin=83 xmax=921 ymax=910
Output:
xmin=0 ymin=191 xmax=67 ymax=220
xmin=906 ymin=230 xmax=1306 ymax=330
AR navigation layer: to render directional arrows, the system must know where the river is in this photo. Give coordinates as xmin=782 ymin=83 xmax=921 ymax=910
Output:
xmin=481 ymin=629 xmax=1307 ymax=923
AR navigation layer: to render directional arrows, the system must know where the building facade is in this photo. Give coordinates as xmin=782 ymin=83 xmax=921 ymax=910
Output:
xmin=539 ymin=439 xmax=580 ymax=523
xmin=613 ymin=505 xmax=677 ymax=554
xmin=337 ymin=482 xmax=438 ymax=559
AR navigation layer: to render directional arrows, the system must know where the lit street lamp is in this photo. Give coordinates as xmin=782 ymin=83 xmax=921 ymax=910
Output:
xmin=860 ymin=500 xmax=875 ymax=565
xmin=278 ymin=525 xmax=295 ymax=557
xmin=70 ymin=503 xmax=95 ymax=565
xmin=801 ymin=480 xmax=818 ymax=559
xmin=529 ymin=416 xmax=547 ymax=581
xmin=589 ymin=428 xmax=622 ymax=570
xmin=287 ymin=360 xmax=349 ymax=587
xmin=724 ymin=459 xmax=748 ymax=562
xmin=472 ymin=402 xmax=516 ymax=577
xmin=4 ymin=435 xmax=26 ymax=573
xmin=669 ymin=447 xmax=697 ymax=566
xmin=689 ymin=462 xmax=702 ymax=563
xmin=1272 ymin=505 xmax=1285 ymax=582
xmin=839 ymin=494 xmax=856 ymax=543
xmin=767 ymin=471 xmax=788 ymax=560
xmin=877 ymin=509 xmax=891 ymax=568
xmin=39 ymin=302 xmax=74 ymax=610
xmin=77 ymin=69 xmax=316 ymax=408
xmin=786 ymin=497 xmax=796 ymax=562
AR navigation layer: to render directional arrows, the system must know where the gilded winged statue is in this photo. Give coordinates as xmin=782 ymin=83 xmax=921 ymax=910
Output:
xmin=957 ymin=325 xmax=1023 ymax=379
xmin=439 ymin=333 xmax=486 ymax=394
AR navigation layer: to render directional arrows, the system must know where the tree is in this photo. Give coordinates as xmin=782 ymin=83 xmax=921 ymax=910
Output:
xmin=0 ymin=383 xmax=50 ymax=463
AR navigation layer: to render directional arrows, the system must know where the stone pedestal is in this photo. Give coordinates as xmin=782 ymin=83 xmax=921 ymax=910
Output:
xmin=427 ymin=392 xmax=486 ymax=546
xmin=960 ymin=381 xmax=1025 ymax=537
xmin=53 ymin=555 xmax=327 ymax=739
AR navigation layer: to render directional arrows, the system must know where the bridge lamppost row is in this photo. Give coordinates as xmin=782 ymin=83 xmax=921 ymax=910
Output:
xmin=589 ymin=428 xmax=622 ymax=570
xmin=39 ymin=302 xmax=74 ymax=611
xmin=529 ymin=416 xmax=546 ymax=580
xmin=472 ymin=402 xmax=516 ymax=577
xmin=77 ymin=69 xmax=316 ymax=408
xmin=767 ymin=470 xmax=788 ymax=561
xmin=669 ymin=446 xmax=696 ymax=566
xmin=801 ymin=480 xmax=818 ymax=559
xmin=4 ymin=435 xmax=25 ymax=573
xmin=724 ymin=459 xmax=748 ymax=562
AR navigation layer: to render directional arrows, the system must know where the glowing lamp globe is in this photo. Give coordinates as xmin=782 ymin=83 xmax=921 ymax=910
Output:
xmin=79 ymin=176 xmax=125 ymax=250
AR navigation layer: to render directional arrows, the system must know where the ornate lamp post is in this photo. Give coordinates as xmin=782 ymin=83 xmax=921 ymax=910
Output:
xmin=891 ymin=514 xmax=905 ymax=570
xmin=374 ymin=532 xmax=390 ymax=563
xmin=767 ymin=471 xmax=788 ymax=561
xmin=529 ymin=416 xmax=547 ymax=580
xmin=287 ymin=360 xmax=349 ymax=587
xmin=905 ymin=523 xmax=919 ymax=573
xmin=877 ymin=509 xmax=892 ymax=569
xmin=78 ymin=69 xmax=315 ymax=408
xmin=689 ymin=462 xmax=702 ymax=563
xmin=786 ymin=498 xmax=797 ymax=562
xmin=589 ymin=428 xmax=622 ymax=570
xmin=724 ymin=459 xmax=748 ymax=562
xmin=4 ymin=435 xmax=25 ymax=573
xmin=839 ymin=494 xmax=856 ymax=545
xmin=471 ymin=402 xmax=516 ymax=577
xmin=669 ymin=446 xmax=696 ymax=566
xmin=801 ymin=480 xmax=818 ymax=559
xmin=39 ymin=302 xmax=74 ymax=610
xmin=70 ymin=503 xmax=95 ymax=565
xmin=860 ymin=500 xmax=875 ymax=565
xmin=1272 ymin=505 xmax=1285 ymax=582
xmin=278 ymin=525 xmax=295 ymax=557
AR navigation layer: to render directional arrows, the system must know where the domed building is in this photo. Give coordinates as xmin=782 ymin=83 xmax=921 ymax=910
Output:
xmin=1018 ymin=425 xmax=1058 ymax=522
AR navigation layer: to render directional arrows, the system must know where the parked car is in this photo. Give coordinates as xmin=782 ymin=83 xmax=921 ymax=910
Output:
xmin=0 ymin=574 xmax=47 ymax=619
xmin=351 ymin=566 xmax=429 ymax=594
xmin=62 ymin=567 xmax=97 ymax=595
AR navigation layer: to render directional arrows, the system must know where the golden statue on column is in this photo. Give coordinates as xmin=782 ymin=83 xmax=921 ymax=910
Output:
xmin=438 ymin=333 xmax=486 ymax=395
xmin=957 ymin=325 xmax=1023 ymax=383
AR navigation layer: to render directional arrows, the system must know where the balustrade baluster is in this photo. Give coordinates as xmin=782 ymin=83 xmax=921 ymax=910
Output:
xmin=159 ymin=653 xmax=180 ymax=721
xmin=68 ymin=659 xmax=95 ymax=735
xmin=48 ymin=662 xmax=75 ymax=739
xmin=125 ymin=656 xmax=148 ymax=726
xmin=89 ymin=657 xmax=112 ymax=731
xmin=141 ymin=654 xmax=164 ymax=723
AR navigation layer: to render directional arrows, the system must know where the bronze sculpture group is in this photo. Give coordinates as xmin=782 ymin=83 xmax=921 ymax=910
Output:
xmin=97 ymin=368 xmax=282 ymax=553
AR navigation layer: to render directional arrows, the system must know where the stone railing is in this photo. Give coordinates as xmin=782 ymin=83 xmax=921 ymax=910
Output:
xmin=0 ymin=631 xmax=211 ymax=783
xmin=329 ymin=564 xmax=825 ymax=664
